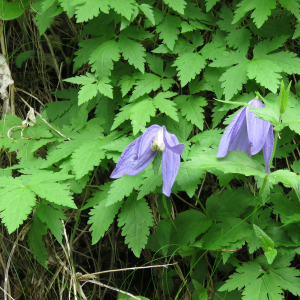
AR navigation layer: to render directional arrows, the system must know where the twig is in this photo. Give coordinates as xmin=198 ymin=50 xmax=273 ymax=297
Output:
xmin=78 ymin=262 xmax=178 ymax=279
xmin=15 ymin=88 xmax=45 ymax=107
xmin=18 ymin=95 xmax=70 ymax=140
xmin=80 ymin=280 xmax=142 ymax=300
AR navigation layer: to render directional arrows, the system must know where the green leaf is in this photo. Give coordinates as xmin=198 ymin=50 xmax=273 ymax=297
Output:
xmin=220 ymin=60 xmax=249 ymax=100
xmin=175 ymin=164 xmax=205 ymax=197
xmin=187 ymin=148 xmax=267 ymax=179
xmin=118 ymin=193 xmax=153 ymax=257
xmin=153 ymin=92 xmax=178 ymax=121
xmin=64 ymin=73 xmax=96 ymax=85
xmin=89 ymin=40 xmax=120 ymax=78
xmin=107 ymin=174 xmax=143 ymax=206
xmin=206 ymin=188 xmax=255 ymax=221
xmin=219 ymin=261 xmax=263 ymax=291
xmin=130 ymin=73 xmax=161 ymax=101
xmin=28 ymin=215 xmax=47 ymax=267
xmin=156 ymin=14 xmax=181 ymax=50
xmin=88 ymin=196 xmax=123 ymax=244
xmin=175 ymin=95 xmax=207 ymax=130
xmin=36 ymin=201 xmax=65 ymax=244
xmin=138 ymin=173 xmax=163 ymax=200
xmin=247 ymin=58 xmax=282 ymax=93
xmin=110 ymin=0 xmax=135 ymax=20
xmin=293 ymin=21 xmax=300 ymax=39
xmin=0 ymin=183 xmax=36 ymax=233
xmin=205 ymin=0 xmax=219 ymax=11
xmin=270 ymin=266 xmax=300 ymax=296
xmin=16 ymin=50 xmax=35 ymax=68
xmin=241 ymin=275 xmax=283 ymax=300
xmin=58 ymin=0 xmax=76 ymax=17
xmin=232 ymin=0 xmax=276 ymax=28
xmin=32 ymin=2 xmax=63 ymax=35
xmin=71 ymin=139 xmax=106 ymax=179
xmin=163 ymin=0 xmax=187 ymax=14
xmin=279 ymin=0 xmax=300 ymax=19
xmin=97 ymin=78 xmax=113 ymax=99
xmin=198 ymin=218 xmax=252 ymax=250
xmin=226 ymin=28 xmax=252 ymax=54
xmin=173 ymin=53 xmax=206 ymax=87
xmin=118 ymin=37 xmax=146 ymax=73
xmin=253 ymin=224 xmax=276 ymax=264
xmin=78 ymin=84 xmax=98 ymax=105
xmin=130 ymin=99 xmax=156 ymax=135
xmin=139 ymin=4 xmax=155 ymax=26
xmin=73 ymin=0 xmax=109 ymax=22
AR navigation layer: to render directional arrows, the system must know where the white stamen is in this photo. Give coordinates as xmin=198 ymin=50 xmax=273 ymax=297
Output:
xmin=151 ymin=128 xmax=165 ymax=151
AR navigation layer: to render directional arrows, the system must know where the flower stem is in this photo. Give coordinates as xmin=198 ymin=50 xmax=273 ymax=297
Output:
xmin=268 ymin=116 xmax=281 ymax=173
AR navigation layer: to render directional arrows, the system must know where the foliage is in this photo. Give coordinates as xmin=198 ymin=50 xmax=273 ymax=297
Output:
xmin=2 ymin=0 xmax=300 ymax=299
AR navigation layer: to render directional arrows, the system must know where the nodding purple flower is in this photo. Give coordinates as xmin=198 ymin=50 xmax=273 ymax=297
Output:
xmin=110 ymin=125 xmax=185 ymax=196
xmin=217 ymin=99 xmax=274 ymax=173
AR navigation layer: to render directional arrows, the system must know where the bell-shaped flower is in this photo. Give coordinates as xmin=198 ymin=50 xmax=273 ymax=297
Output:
xmin=110 ymin=125 xmax=185 ymax=196
xmin=217 ymin=99 xmax=274 ymax=173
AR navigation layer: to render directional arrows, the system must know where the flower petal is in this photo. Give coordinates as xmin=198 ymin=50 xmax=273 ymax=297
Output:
xmin=110 ymin=137 xmax=157 ymax=178
xmin=162 ymin=147 xmax=180 ymax=196
xmin=246 ymin=99 xmax=271 ymax=155
xmin=262 ymin=125 xmax=274 ymax=173
xmin=228 ymin=117 xmax=252 ymax=156
xmin=162 ymin=126 xmax=185 ymax=155
xmin=136 ymin=125 xmax=161 ymax=159
xmin=217 ymin=107 xmax=247 ymax=158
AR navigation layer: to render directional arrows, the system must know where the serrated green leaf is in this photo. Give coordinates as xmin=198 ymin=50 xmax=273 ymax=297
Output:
xmin=88 ymin=196 xmax=123 ymax=244
xmin=107 ymin=174 xmax=143 ymax=206
xmin=163 ymin=0 xmax=187 ymax=14
xmin=175 ymin=164 xmax=205 ymax=197
xmin=130 ymin=73 xmax=161 ymax=101
xmin=153 ymin=92 xmax=178 ymax=121
xmin=293 ymin=21 xmax=300 ymax=39
xmin=187 ymin=148 xmax=267 ymax=178
xmin=33 ymin=3 xmax=63 ymax=35
xmin=110 ymin=0 xmax=135 ymax=20
xmin=219 ymin=261 xmax=263 ymax=291
xmin=64 ymin=73 xmax=96 ymax=85
xmin=138 ymin=173 xmax=162 ymax=199
xmin=247 ymin=59 xmax=282 ymax=93
xmin=279 ymin=0 xmax=300 ymax=19
xmin=220 ymin=60 xmax=249 ymax=100
xmin=118 ymin=37 xmax=146 ymax=73
xmin=89 ymin=40 xmax=120 ymax=78
xmin=226 ymin=28 xmax=251 ymax=54
xmin=78 ymin=84 xmax=98 ymax=105
xmin=173 ymin=53 xmax=206 ymax=87
xmin=28 ymin=215 xmax=47 ymax=267
xmin=97 ymin=78 xmax=113 ymax=99
xmin=71 ymin=139 xmax=106 ymax=179
xmin=156 ymin=14 xmax=181 ymax=50
xmin=58 ymin=0 xmax=75 ymax=17
xmin=0 ymin=185 xmax=36 ymax=233
xmin=130 ymin=99 xmax=156 ymax=134
xmin=232 ymin=0 xmax=276 ymax=28
xmin=139 ymin=4 xmax=155 ymax=26
xmin=175 ymin=95 xmax=207 ymax=130
xmin=36 ymin=201 xmax=65 ymax=244
xmin=74 ymin=0 xmax=109 ymax=22
xmin=118 ymin=193 xmax=153 ymax=257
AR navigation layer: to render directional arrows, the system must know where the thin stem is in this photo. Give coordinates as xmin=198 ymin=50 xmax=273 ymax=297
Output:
xmin=194 ymin=193 xmax=209 ymax=217
xmin=268 ymin=116 xmax=281 ymax=173
xmin=70 ymin=166 xmax=99 ymax=245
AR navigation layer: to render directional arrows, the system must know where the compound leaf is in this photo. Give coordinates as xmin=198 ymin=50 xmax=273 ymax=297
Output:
xmin=118 ymin=193 xmax=153 ymax=257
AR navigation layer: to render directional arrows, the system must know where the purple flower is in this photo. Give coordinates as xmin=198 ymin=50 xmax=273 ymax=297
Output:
xmin=217 ymin=99 xmax=274 ymax=173
xmin=110 ymin=125 xmax=185 ymax=196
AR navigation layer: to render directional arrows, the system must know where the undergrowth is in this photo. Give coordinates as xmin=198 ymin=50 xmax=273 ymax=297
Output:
xmin=1 ymin=0 xmax=300 ymax=299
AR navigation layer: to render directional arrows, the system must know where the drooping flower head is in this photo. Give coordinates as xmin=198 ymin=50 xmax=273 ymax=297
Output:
xmin=110 ymin=125 xmax=185 ymax=196
xmin=217 ymin=99 xmax=274 ymax=173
